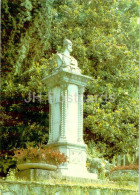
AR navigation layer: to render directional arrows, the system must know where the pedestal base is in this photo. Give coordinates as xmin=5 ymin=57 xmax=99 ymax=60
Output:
xmin=58 ymin=168 xmax=97 ymax=180
xmin=47 ymin=142 xmax=98 ymax=180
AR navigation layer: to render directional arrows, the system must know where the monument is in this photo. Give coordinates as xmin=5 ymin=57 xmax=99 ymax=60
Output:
xmin=43 ymin=39 xmax=97 ymax=179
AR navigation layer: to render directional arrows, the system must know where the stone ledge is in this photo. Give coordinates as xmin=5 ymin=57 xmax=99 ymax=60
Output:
xmin=17 ymin=163 xmax=57 ymax=171
xmin=0 ymin=180 xmax=138 ymax=195
xmin=47 ymin=141 xmax=87 ymax=149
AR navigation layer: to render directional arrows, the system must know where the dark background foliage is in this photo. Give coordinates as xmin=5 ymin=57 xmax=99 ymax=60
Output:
xmin=1 ymin=0 xmax=139 ymax=176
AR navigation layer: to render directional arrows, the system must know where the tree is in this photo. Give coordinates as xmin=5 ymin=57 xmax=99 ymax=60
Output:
xmin=1 ymin=0 xmax=139 ymax=176
xmin=49 ymin=0 xmax=139 ymax=158
xmin=1 ymin=1 xmax=53 ymax=176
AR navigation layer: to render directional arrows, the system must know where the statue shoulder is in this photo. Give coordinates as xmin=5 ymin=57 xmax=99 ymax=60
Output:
xmin=55 ymin=53 xmax=63 ymax=67
xmin=56 ymin=53 xmax=63 ymax=61
xmin=71 ymin=56 xmax=78 ymax=66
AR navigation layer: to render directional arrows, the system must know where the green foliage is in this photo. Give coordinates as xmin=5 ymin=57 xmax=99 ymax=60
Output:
xmin=1 ymin=0 xmax=53 ymax=152
xmin=1 ymin=0 xmax=139 ymax=176
xmin=1 ymin=0 xmax=54 ymax=176
xmin=87 ymin=141 xmax=104 ymax=159
xmin=111 ymin=147 xmax=139 ymax=166
xmin=2 ymin=0 xmax=53 ymax=76
xmin=5 ymin=169 xmax=17 ymax=181
xmin=110 ymin=165 xmax=139 ymax=184
xmin=50 ymin=0 xmax=139 ymax=158
xmin=110 ymin=170 xmax=138 ymax=185
xmin=89 ymin=158 xmax=106 ymax=179
xmin=87 ymin=141 xmax=114 ymax=179
xmin=0 ymin=150 xmax=16 ymax=177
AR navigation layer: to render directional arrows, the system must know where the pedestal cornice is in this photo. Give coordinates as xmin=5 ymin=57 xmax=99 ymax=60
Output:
xmin=47 ymin=141 xmax=87 ymax=149
xmin=42 ymin=70 xmax=93 ymax=89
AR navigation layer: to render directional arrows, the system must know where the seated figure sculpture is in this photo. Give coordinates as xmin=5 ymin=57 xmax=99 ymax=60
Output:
xmin=55 ymin=39 xmax=81 ymax=74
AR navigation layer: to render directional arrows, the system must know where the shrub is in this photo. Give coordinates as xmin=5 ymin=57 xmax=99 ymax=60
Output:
xmin=110 ymin=164 xmax=139 ymax=172
xmin=109 ymin=165 xmax=139 ymax=183
xmin=0 ymin=150 xmax=16 ymax=177
xmin=13 ymin=145 xmax=67 ymax=166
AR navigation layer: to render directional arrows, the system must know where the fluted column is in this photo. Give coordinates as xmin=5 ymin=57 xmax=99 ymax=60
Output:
xmin=48 ymin=90 xmax=53 ymax=143
xmin=59 ymin=83 xmax=68 ymax=142
xmin=78 ymin=86 xmax=84 ymax=143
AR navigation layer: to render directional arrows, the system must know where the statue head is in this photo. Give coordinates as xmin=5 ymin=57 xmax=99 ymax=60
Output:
xmin=63 ymin=39 xmax=72 ymax=52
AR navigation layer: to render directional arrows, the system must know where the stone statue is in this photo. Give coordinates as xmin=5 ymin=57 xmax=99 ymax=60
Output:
xmin=43 ymin=39 xmax=97 ymax=179
xmin=55 ymin=39 xmax=81 ymax=74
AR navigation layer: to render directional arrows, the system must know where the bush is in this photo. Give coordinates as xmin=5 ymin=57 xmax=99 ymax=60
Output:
xmin=0 ymin=150 xmax=16 ymax=178
xmin=87 ymin=141 xmax=114 ymax=179
xmin=110 ymin=165 xmax=139 ymax=184
xmin=13 ymin=145 xmax=67 ymax=166
xmin=110 ymin=165 xmax=139 ymax=172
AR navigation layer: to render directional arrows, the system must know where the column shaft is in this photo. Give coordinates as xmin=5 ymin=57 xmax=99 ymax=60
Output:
xmin=59 ymin=85 xmax=67 ymax=141
xmin=48 ymin=91 xmax=53 ymax=143
xmin=78 ymin=86 xmax=84 ymax=142
xmin=48 ymin=103 xmax=52 ymax=143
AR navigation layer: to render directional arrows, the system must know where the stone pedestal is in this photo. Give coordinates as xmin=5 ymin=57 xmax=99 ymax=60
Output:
xmin=43 ymin=70 xmax=97 ymax=179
